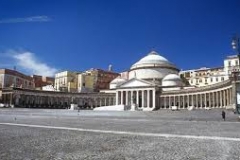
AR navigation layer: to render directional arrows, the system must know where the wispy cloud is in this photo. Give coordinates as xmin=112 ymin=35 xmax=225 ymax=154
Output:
xmin=0 ymin=16 xmax=51 ymax=24
xmin=3 ymin=50 xmax=58 ymax=77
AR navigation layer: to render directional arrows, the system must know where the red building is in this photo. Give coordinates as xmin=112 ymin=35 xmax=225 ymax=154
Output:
xmin=32 ymin=75 xmax=55 ymax=89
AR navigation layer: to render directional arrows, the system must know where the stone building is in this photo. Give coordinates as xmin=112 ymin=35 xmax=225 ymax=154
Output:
xmin=83 ymin=68 xmax=119 ymax=92
xmin=54 ymin=71 xmax=80 ymax=92
xmin=180 ymin=55 xmax=240 ymax=87
xmin=32 ymin=75 xmax=54 ymax=90
xmin=0 ymin=50 xmax=239 ymax=112
xmin=0 ymin=68 xmax=35 ymax=89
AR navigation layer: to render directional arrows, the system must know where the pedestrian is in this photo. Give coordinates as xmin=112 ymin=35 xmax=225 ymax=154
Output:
xmin=222 ymin=110 xmax=226 ymax=121
xmin=78 ymin=107 xmax=80 ymax=115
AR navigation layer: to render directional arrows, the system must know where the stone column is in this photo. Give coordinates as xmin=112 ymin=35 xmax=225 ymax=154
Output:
xmin=209 ymin=93 xmax=211 ymax=108
xmin=103 ymin=98 xmax=106 ymax=106
xmin=147 ymin=90 xmax=150 ymax=108
xmin=136 ymin=90 xmax=139 ymax=107
xmin=100 ymin=98 xmax=102 ymax=106
xmin=142 ymin=90 xmax=145 ymax=108
xmin=121 ymin=91 xmax=123 ymax=105
xmin=173 ymin=96 xmax=176 ymax=106
xmin=164 ymin=97 xmax=167 ymax=109
xmin=229 ymin=88 xmax=231 ymax=106
xmin=108 ymin=97 xmax=111 ymax=106
xmin=116 ymin=91 xmax=119 ymax=105
xmin=227 ymin=89 xmax=230 ymax=107
xmin=213 ymin=92 xmax=215 ymax=108
xmin=222 ymin=90 xmax=226 ymax=108
xmin=183 ymin=95 xmax=185 ymax=109
xmin=153 ymin=89 xmax=156 ymax=109
xmin=192 ymin=95 xmax=194 ymax=107
xmin=220 ymin=91 xmax=223 ymax=108
xmin=204 ymin=93 xmax=206 ymax=108
xmin=126 ymin=91 xmax=129 ymax=106
xmin=130 ymin=90 xmax=133 ymax=106
xmin=168 ymin=96 xmax=171 ymax=109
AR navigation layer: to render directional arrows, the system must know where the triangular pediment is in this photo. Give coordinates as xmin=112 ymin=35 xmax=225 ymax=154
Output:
xmin=118 ymin=78 xmax=154 ymax=88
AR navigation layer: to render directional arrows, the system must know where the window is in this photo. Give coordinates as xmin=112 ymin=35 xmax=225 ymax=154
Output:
xmin=216 ymin=77 xmax=218 ymax=82
xmin=221 ymin=77 xmax=224 ymax=81
xmin=199 ymin=79 xmax=202 ymax=83
xmin=210 ymin=78 xmax=213 ymax=82
xmin=228 ymin=61 xmax=231 ymax=67
xmin=236 ymin=60 xmax=238 ymax=66
xmin=190 ymin=79 xmax=193 ymax=83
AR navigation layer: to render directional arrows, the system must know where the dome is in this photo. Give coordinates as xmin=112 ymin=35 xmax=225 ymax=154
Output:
xmin=110 ymin=77 xmax=127 ymax=89
xmin=128 ymin=51 xmax=179 ymax=80
xmin=130 ymin=51 xmax=176 ymax=70
xmin=162 ymin=74 xmax=183 ymax=87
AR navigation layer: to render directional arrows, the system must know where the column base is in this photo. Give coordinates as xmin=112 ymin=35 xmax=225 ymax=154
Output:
xmin=130 ymin=104 xmax=136 ymax=111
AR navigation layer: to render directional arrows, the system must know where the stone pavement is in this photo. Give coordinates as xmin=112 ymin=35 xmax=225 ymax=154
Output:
xmin=0 ymin=108 xmax=240 ymax=160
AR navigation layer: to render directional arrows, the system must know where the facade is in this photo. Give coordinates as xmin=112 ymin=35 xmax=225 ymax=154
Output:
xmin=0 ymin=69 xmax=35 ymax=89
xmin=0 ymin=50 xmax=239 ymax=112
xmin=180 ymin=67 xmax=227 ymax=87
xmin=32 ymin=75 xmax=55 ymax=90
xmin=54 ymin=71 xmax=80 ymax=92
xmin=78 ymin=73 xmax=95 ymax=93
xmin=224 ymin=55 xmax=240 ymax=75
xmin=180 ymin=55 xmax=240 ymax=87
xmin=100 ymin=50 xmax=237 ymax=111
xmin=83 ymin=68 xmax=119 ymax=92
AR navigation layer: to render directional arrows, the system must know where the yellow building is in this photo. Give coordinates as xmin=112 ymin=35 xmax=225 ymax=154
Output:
xmin=78 ymin=73 xmax=95 ymax=92
xmin=54 ymin=71 xmax=80 ymax=92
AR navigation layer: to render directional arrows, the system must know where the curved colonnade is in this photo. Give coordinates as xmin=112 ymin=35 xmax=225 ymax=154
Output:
xmin=160 ymin=80 xmax=233 ymax=109
xmin=1 ymin=88 xmax=115 ymax=109
xmin=0 ymin=79 xmax=236 ymax=110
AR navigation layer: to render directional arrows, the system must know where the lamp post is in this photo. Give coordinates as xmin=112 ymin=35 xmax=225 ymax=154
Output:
xmin=231 ymin=34 xmax=240 ymax=114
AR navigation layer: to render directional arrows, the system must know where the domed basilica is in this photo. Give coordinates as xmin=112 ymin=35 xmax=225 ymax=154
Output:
xmin=101 ymin=50 xmax=234 ymax=111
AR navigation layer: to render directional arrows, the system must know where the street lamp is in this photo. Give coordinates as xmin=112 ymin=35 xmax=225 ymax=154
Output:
xmin=231 ymin=34 xmax=240 ymax=114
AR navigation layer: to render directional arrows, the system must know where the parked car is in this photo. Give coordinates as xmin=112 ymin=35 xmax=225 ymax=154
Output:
xmin=0 ymin=103 xmax=5 ymax=108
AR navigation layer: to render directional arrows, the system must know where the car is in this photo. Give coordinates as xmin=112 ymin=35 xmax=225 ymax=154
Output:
xmin=0 ymin=103 xmax=5 ymax=108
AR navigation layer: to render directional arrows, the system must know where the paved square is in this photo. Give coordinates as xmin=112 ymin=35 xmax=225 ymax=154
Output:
xmin=0 ymin=108 xmax=240 ymax=160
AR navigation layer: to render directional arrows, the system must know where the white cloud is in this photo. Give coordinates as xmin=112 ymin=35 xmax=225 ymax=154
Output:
xmin=7 ymin=50 xmax=58 ymax=77
xmin=0 ymin=16 xmax=51 ymax=24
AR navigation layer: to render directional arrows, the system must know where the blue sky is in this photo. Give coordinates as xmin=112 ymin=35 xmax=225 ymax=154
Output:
xmin=0 ymin=0 xmax=240 ymax=76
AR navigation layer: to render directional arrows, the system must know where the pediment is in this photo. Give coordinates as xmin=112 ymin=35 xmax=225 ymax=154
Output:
xmin=118 ymin=78 xmax=154 ymax=88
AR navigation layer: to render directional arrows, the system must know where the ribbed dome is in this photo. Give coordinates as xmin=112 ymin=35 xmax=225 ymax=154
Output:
xmin=110 ymin=77 xmax=127 ymax=89
xmin=110 ymin=77 xmax=127 ymax=84
xmin=163 ymin=74 xmax=181 ymax=81
xmin=162 ymin=74 xmax=183 ymax=86
xmin=130 ymin=51 xmax=175 ymax=70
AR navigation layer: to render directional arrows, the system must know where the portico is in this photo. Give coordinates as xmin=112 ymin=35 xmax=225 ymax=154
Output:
xmin=116 ymin=87 xmax=157 ymax=110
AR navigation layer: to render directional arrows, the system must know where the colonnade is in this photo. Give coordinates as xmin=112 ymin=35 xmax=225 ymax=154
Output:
xmin=116 ymin=88 xmax=156 ymax=109
xmin=0 ymin=89 xmax=115 ymax=109
xmin=159 ymin=87 xmax=232 ymax=109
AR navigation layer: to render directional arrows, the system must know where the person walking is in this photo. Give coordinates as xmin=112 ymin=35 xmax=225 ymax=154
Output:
xmin=222 ymin=110 xmax=226 ymax=121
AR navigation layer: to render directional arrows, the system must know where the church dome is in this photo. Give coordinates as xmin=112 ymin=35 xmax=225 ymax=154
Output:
xmin=130 ymin=51 xmax=176 ymax=70
xmin=162 ymin=74 xmax=183 ymax=86
xmin=110 ymin=77 xmax=127 ymax=89
xmin=129 ymin=51 xmax=179 ymax=81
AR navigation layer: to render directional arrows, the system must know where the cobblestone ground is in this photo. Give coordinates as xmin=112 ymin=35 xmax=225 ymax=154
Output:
xmin=0 ymin=108 xmax=240 ymax=160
